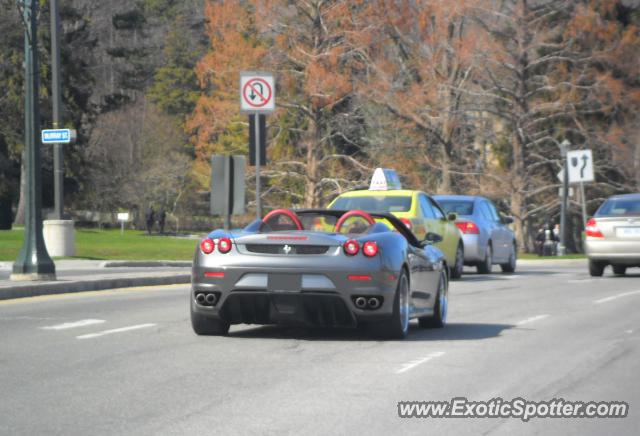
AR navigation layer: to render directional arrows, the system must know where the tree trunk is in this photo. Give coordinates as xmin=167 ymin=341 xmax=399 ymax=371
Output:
xmin=304 ymin=117 xmax=319 ymax=208
xmin=13 ymin=151 xmax=26 ymax=226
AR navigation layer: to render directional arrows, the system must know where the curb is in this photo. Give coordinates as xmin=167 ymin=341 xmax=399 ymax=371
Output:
xmin=0 ymin=274 xmax=191 ymax=301
xmin=100 ymin=261 xmax=192 ymax=268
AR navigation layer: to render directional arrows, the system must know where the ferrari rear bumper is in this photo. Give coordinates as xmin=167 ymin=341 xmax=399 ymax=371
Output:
xmin=191 ymin=267 xmax=397 ymax=327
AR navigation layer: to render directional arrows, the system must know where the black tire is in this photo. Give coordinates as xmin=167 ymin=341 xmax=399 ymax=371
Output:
xmin=191 ymin=307 xmax=230 ymax=336
xmin=375 ymin=271 xmax=410 ymax=340
xmin=612 ymin=265 xmax=627 ymax=276
xmin=500 ymin=243 xmax=517 ymax=273
xmin=418 ymin=270 xmax=448 ymax=328
xmin=477 ymin=244 xmax=493 ymax=274
xmin=588 ymin=259 xmax=605 ymax=277
xmin=450 ymin=244 xmax=464 ymax=280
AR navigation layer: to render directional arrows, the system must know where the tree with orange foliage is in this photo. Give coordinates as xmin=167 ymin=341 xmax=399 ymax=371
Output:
xmin=472 ymin=0 xmax=640 ymax=251
xmin=256 ymin=0 xmax=372 ymax=208
xmin=356 ymin=0 xmax=486 ymax=194
xmin=187 ymin=1 xmax=266 ymax=188
xmin=189 ymin=1 xmax=372 ymax=209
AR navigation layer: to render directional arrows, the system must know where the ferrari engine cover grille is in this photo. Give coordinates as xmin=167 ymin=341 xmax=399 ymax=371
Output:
xmin=244 ymin=244 xmax=330 ymax=255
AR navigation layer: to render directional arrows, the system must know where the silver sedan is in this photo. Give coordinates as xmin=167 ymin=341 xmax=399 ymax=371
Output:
xmin=585 ymin=193 xmax=640 ymax=276
xmin=434 ymin=195 xmax=517 ymax=274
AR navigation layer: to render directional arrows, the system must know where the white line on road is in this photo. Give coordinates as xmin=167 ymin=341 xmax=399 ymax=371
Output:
xmin=41 ymin=319 xmax=105 ymax=330
xmin=76 ymin=323 xmax=156 ymax=339
xmin=567 ymin=279 xmax=594 ymax=284
xmin=395 ymin=351 xmax=445 ymax=374
xmin=594 ymin=290 xmax=640 ymax=304
xmin=516 ymin=314 xmax=550 ymax=326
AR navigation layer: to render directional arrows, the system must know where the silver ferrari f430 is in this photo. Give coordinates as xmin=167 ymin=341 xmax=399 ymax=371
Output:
xmin=190 ymin=208 xmax=449 ymax=339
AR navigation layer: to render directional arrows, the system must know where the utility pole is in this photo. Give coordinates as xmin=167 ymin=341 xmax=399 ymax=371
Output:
xmin=51 ymin=0 xmax=64 ymax=219
xmin=11 ymin=0 xmax=56 ymax=281
xmin=558 ymin=139 xmax=571 ymax=256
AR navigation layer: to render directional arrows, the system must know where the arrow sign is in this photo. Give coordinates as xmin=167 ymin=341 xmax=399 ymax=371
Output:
xmin=240 ymin=72 xmax=275 ymax=114
xmin=566 ymin=149 xmax=594 ymax=183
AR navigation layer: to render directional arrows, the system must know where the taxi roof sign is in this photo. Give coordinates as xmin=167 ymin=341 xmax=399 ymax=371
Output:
xmin=369 ymin=168 xmax=402 ymax=191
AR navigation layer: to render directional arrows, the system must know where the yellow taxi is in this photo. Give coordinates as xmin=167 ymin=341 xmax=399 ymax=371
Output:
xmin=328 ymin=169 xmax=464 ymax=279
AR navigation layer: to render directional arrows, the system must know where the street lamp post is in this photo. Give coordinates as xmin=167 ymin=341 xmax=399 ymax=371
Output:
xmin=51 ymin=0 xmax=64 ymax=220
xmin=11 ymin=0 xmax=56 ymax=281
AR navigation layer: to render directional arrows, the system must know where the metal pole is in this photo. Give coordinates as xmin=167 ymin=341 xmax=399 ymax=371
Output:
xmin=254 ymin=113 xmax=261 ymax=219
xmin=51 ymin=0 xmax=64 ymax=220
xmin=11 ymin=0 xmax=56 ymax=281
xmin=558 ymin=140 xmax=570 ymax=256
xmin=579 ymin=182 xmax=587 ymax=228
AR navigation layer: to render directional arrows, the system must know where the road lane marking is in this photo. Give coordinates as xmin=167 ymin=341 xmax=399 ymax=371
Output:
xmin=41 ymin=319 xmax=105 ymax=330
xmin=76 ymin=323 xmax=156 ymax=339
xmin=516 ymin=314 xmax=550 ymax=326
xmin=395 ymin=351 xmax=445 ymax=374
xmin=594 ymin=290 xmax=640 ymax=304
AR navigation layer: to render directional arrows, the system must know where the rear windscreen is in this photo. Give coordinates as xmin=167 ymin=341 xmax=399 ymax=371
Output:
xmin=330 ymin=196 xmax=412 ymax=213
xmin=595 ymin=198 xmax=640 ymax=216
xmin=436 ymin=200 xmax=474 ymax=216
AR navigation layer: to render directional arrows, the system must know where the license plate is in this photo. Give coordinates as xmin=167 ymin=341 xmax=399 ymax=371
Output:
xmin=616 ymin=227 xmax=640 ymax=237
xmin=267 ymin=274 xmax=302 ymax=293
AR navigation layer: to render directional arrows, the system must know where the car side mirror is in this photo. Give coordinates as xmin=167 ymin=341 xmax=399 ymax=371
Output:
xmin=422 ymin=232 xmax=443 ymax=246
xmin=447 ymin=212 xmax=457 ymax=221
xmin=502 ymin=216 xmax=514 ymax=224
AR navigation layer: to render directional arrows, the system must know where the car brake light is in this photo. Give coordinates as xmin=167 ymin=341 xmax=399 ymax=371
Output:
xmin=200 ymin=238 xmax=214 ymax=254
xmin=218 ymin=237 xmax=232 ymax=253
xmin=456 ymin=221 xmax=479 ymax=234
xmin=204 ymin=272 xmax=225 ymax=278
xmin=348 ymin=275 xmax=372 ymax=281
xmin=400 ymin=218 xmax=412 ymax=229
xmin=585 ymin=218 xmax=604 ymax=238
xmin=344 ymin=239 xmax=360 ymax=255
xmin=363 ymin=241 xmax=379 ymax=257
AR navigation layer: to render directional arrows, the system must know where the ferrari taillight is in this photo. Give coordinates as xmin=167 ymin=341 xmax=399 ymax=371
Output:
xmin=218 ymin=237 xmax=232 ymax=253
xmin=200 ymin=238 xmax=215 ymax=254
xmin=344 ymin=239 xmax=360 ymax=255
xmin=585 ymin=218 xmax=604 ymax=238
xmin=363 ymin=241 xmax=379 ymax=257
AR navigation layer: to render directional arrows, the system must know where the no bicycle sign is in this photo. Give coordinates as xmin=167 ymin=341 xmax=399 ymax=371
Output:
xmin=240 ymin=71 xmax=275 ymax=114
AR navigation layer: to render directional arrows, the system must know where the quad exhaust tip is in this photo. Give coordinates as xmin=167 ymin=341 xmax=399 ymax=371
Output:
xmin=354 ymin=297 xmax=367 ymax=309
xmin=367 ymin=297 xmax=381 ymax=309
xmin=195 ymin=292 xmax=218 ymax=306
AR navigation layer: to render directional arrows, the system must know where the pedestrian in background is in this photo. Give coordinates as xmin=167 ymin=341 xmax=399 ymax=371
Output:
xmin=158 ymin=209 xmax=166 ymax=234
xmin=145 ymin=206 xmax=155 ymax=235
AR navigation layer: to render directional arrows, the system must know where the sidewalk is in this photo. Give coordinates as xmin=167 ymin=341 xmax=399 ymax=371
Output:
xmin=0 ymin=260 xmax=191 ymax=301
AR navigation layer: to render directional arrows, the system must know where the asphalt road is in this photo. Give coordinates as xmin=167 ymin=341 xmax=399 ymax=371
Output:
xmin=1 ymin=260 xmax=638 ymax=435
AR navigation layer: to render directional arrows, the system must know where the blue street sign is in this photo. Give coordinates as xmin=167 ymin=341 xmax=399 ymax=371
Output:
xmin=41 ymin=128 xmax=75 ymax=144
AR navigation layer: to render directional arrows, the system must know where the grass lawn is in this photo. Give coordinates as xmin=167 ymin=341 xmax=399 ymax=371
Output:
xmin=0 ymin=228 xmax=200 ymax=261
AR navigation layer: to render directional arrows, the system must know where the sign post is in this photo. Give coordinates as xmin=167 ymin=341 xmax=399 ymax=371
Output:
xmin=240 ymin=71 xmax=275 ymax=219
xmin=558 ymin=140 xmax=571 ymax=256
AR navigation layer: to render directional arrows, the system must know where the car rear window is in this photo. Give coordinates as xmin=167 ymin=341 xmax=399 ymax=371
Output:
xmin=595 ymin=198 xmax=640 ymax=217
xmin=330 ymin=195 xmax=412 ymax=213
xmin=436 ymin=200 xmax=474 ymax=216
